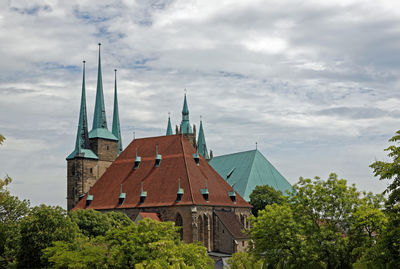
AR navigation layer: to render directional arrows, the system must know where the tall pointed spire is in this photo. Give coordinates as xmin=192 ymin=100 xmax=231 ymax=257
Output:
xmin=166 ymin=112 xmax=173 ymax=135
xmin=67 ymin=61 xmax=97 ymax=160
xmin=92 ymin=43 xmax=107 ymax=130
xmin=197 ymin=118 xmax=209 ymax=159
xmin=180 ymin=92 xmax=193 ymax=134
xmin=89 ymin=43 xmax=117 ymax=141
xmin=112 ymin=69 xmax=122 ymax=154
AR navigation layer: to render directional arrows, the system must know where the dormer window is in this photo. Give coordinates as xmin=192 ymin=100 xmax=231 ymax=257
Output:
xmin=155 ymin=145 xmax=162 ymax=167
xmin=119 ymin=184 xmax=126 ymax=206
xmin=176 ymin=178 xmax=184 ymax=202
xmin=86 ymin=194 xmax=93 ymax=207
xmin=134 ymin=148 xmax=141 ymax=169
xmin=228 ymin=191 xmax=236 ymax=203
xmin=193 ymin=152 xmax=200 ymax=166
xmin=200 ymin=179 xmax=209 ymax=201
xmin=140 ymin=183 xmax=147 ymax=204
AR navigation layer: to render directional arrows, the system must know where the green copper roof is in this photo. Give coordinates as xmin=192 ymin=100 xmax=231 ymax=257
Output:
xmin=67 ymin=61 xmax=98 ymax=160
xmin=180 ymin=94 xmax=192 ymax=134
xmin=89 ymin=128 xmax=118 ymax=140
xmin=166 ymin=115 xmax=173 ymax=135
xmin=89 ymin=43 xmax=117 ymax=141
xmin=209 ymin=149 xmax=292 ymax=201
xmin=112 ymin=69 xmax=122 ymax=154
xmin=197 ymin=120 xmax=209 ymax=159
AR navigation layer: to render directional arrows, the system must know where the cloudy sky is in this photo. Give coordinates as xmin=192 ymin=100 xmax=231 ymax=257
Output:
xmin=1 ymin=0 xmax=399 ymax=208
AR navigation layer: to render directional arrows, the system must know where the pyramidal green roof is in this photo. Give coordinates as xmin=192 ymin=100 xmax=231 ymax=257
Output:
xmin=180 ymin=93 xmax=192 ymax=134
xmin=209 ymin=149 xmax=292 ymax=201
xmin=89 ymin=43 xmax=117 ymax=141
xmin=67 ymin=61 xmax=98 ymax=160
xmin=166 ymin=115 xmax=173 ymax=135
xmin=112 ymin=69 xmax=122 ymax=154
xmin=197 ymin=120 xmax=209 ymax=159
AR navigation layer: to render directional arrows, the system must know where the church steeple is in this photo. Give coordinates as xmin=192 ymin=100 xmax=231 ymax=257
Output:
xmin=166 ymin=113 xmax=173 ymax=136
xmin=92 ymin=43 xmax=107 ymax=130
xmin=89 ymin=43 xmax=117 ymax=141
xmin=112 ymin=69 xmax=122 ymax=154
xmin=180 ymin=93 xmax=193 ymax=134
xmin=197 ymin=118 xmax=209 ymax=159
xmin=67 ymin=61 xmax=97 ymax=160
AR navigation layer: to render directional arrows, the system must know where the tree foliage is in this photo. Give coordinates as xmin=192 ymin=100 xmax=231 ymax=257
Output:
xmin=18 ymin=205 xmax=78 ymax=268
xmin=370 ymin=130 xmax=400 ymax=209
xmin=249 ymin=185 xmax=285 ymax=216
xmin=250 ymin=173 xmax=387 ymax=269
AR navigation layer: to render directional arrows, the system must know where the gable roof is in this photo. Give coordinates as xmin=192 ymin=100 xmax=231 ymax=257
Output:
xmin=74 ymin=135 xmax=250 ymax=210
xmin=209 ymin=150 xmax=292 ymax=201
xmin=214 ymin=211 xmax=248 ymax=239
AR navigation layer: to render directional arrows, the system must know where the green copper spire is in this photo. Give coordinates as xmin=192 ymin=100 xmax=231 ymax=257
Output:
xmin=180 ymin=93 xmax=192 ymax=134
xmin=197 ymin=119 xmax=209 ymax=159
xmin=67 ymin=61 xmax=98 ymax=160
xmin=92 ymin=43 xmax=107 ymax=130
xmin=89 ymin=43 xmax=117 ymax=141
xmin=112 ymin=69 xmax=122 ymax=154
xmin=166 ymin=113 xmax=173 ymax=135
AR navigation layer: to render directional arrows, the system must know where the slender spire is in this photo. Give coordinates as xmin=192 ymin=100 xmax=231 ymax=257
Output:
xmin=197 ymin=118 xmax=209 ymax=159
xmin=166 ymin=112 xmax=173 ymax=135
xmin=92 ymin=43 xmax=107 ymax=130
xmin=67 ymin=61 xmax=97 ymax=160
xmin=180 ymin=93 xmax=192 ymax=134
xmin=112 ymin=69 xmax=122 ymax=154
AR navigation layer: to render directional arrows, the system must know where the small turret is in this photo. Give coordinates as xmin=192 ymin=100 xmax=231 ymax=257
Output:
xmin=166 ymin=113 xmax=173 ymax=136
xmin=197 ymin=119 xmax=209 ymax=159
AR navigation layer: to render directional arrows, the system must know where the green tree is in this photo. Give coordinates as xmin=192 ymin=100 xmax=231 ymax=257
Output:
xmin=106 ymin=218 xmax=212 ymax=268
xmin=69 ymin=209 xmax=111 ymax=238
xmin=370 ymin=130 xmax=400 ymax=209
xmin=0 ymin=135 xmax=30 ymax=267
xmin=368 ymin=131 xmax=400 ymax=267
xmin=227 ymin=251 xmax=264 ymax=269
xmin=18 ymin=205 xmax=78 ymax=268
xmin=104 ymin=210 xmax=133 ymax=229
xmin=249 ymin=185 xmax=286 ymax=216
xmin=250 ymin=203 xmax=320 ymax=268
xmin=43 ymin=236 xmax=110 ymax=269
xmin=249 ymin=174 xmax=384 ymax=269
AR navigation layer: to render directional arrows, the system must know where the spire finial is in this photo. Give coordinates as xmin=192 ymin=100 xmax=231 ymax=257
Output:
xmin=120 ymin=184 xmax=123 ymax=194
xmin=256 ymin=142 xmax=258 ymax=150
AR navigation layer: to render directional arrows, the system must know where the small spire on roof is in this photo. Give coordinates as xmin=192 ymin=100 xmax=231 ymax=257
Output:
xmin=197 ymin=118 xmax=209 ymax=159
xmin=166 ymin=112 xmax=173 ymax=136
xmin=180 ymin=92 xmax=192 ymax=134
xmin=256 ymin=142 xmax=258 ymax=150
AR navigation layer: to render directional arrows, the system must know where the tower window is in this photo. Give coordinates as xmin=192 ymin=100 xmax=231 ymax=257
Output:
xmin=106 ymin=145 xmax=110 ymax=150
xmin=90 ymin=168 xmax=93 ymax=174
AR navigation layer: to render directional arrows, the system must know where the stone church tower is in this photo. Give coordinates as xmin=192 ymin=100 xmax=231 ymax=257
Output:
xmin=66 ymin=44 xmax=121 ymax=211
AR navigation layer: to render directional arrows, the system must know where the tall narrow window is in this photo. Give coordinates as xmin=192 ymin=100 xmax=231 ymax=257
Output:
xmin=175 ymin=213 xmax=183 ymax=240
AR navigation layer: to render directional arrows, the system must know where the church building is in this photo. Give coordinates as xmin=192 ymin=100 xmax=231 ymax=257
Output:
xmin=67 ymin=44 xmax=252 ymax=254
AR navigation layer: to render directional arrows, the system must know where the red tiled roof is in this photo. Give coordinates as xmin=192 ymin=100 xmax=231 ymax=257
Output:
xmin=138 ymin=212 xmax=161 ymax=222
xmin=74 ymin=135 xmax=251 ymax=210
xmin=215 ymin=211 xmax=248 ymax=239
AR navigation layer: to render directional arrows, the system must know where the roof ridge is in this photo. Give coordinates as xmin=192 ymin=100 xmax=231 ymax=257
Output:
xmin=180 ymin=135 xmax=195 ymax=203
